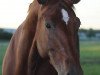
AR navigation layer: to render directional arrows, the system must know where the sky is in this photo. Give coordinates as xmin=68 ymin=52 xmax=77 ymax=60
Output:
xmin=0 ymin=0 xmax=100 ymax=29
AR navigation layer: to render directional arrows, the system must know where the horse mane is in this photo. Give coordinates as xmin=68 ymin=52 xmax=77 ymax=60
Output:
xmin=28 ymin=3 xmax=33 ymax=12
xmin=28 ymin=2 xmax=35 ymax=13
xmin=28 ymin=0 xmax=39 ymax=13
xmin=60 ymin=0 xmax=75 ymax=12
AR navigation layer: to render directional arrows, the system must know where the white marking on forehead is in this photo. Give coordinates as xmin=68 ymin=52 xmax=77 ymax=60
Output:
xmin=61 ymin=9 xmax=69 ymax=25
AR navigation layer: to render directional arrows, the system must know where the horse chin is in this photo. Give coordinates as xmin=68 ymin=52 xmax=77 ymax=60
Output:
xmin=57 ymin=66 xmax=82 ymax=75
xmin=58 ymin=72 xmax=68 ymax=75
xmin=57 ymin=68 xmax=69 ymax=75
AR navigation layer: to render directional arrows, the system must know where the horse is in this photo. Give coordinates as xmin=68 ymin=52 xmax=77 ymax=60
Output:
xmin=2 ymin=0 xmax=83 ymax=75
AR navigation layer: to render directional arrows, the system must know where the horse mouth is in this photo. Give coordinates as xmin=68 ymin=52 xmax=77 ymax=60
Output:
xmin=48 ymin=49 xmax=70 ymax=75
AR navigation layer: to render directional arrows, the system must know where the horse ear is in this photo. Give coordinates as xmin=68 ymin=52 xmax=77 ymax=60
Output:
xmin=37 ymin=0 xmax=47 ymax=4
xmin=71 ymin=0 xmax=80 ymax=4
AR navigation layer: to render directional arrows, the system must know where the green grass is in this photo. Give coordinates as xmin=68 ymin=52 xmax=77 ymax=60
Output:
xmin=0 ymin=41 xmax=100 ymax=75
xmin=0 ymin=41 xmax=8 ymax=75
xmin=82 ymin=64 xmax=100 ymax=75
xmin=80 ymin=41 xmax=100 ymax=75
xmin=80 ymin=41 xmax=100 ymax=59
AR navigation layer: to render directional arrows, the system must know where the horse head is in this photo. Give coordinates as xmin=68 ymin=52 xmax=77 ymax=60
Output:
xmin=35 ymin=0 xmax=83 ymax=75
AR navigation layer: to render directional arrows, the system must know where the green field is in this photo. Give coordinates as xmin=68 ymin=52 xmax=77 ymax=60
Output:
xmin=0 ymin=41 xmax=9 ymax=75
xmin=0 ymin=41 xmax=100 ymax=75
xmin=80 ymin=41 xmax=100 ymax=75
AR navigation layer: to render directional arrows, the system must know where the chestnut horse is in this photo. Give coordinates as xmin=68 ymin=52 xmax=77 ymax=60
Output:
xmin=2 ymin=0 xmax=83 ymax=75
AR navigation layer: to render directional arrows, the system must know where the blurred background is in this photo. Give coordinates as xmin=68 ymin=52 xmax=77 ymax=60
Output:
xmin=0 ymin=0 xmax=100 ymax=75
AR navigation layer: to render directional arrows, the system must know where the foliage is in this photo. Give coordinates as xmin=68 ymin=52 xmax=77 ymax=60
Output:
xmin=86 ymin=29 xmax=96 ymax=39
xmin=79 ymin=28 xmax=100 ymax=34
xmin=0 ymin=28 xmax=12 ymax=40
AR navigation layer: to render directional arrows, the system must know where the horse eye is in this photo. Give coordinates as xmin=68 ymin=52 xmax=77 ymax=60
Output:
xmin=45 ymin=23 xmax=52 ymax=29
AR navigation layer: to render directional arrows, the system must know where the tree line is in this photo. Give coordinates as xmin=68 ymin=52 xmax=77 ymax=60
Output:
xmin=0 ymin=28 xmax=100 ymax=40
xmin=0 ymin=28 xmax=13 ymax=40
xmin=79 ymin=28 xmax=100 ymax=39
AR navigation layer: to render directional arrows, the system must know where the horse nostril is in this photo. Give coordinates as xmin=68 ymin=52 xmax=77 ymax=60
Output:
xmin=45 ymin=23 xmax=51 ymax=29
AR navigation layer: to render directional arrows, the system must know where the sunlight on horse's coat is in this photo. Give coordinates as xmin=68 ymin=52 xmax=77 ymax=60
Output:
xmin=61 ymin=9 xmax=69 ymax=25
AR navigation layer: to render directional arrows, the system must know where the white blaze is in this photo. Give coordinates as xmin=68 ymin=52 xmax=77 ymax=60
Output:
xmin=61 ymin=9 xmax=69 ymax=25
